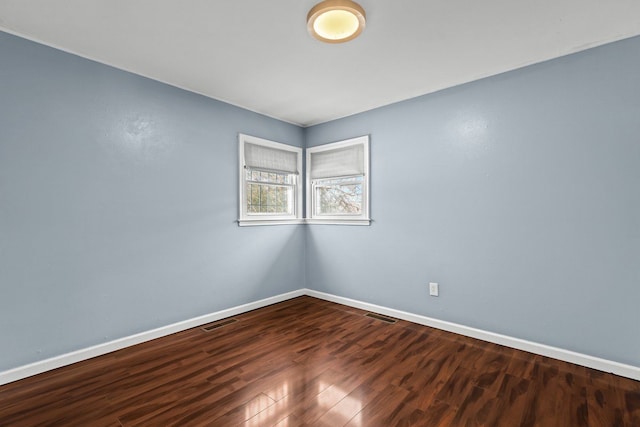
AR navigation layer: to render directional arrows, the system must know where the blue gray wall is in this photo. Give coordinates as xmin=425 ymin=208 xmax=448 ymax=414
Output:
xmin=305 ymin=36 xmax=640 ymax=367
xmin=0 ymin=31 xmax=305 ymax=371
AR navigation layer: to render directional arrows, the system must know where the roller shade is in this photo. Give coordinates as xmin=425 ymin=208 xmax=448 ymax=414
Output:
xmin=309 ymin=144 xmax=364 ymax=179
xmin=244 ymin=142 xmax=299 ymax=174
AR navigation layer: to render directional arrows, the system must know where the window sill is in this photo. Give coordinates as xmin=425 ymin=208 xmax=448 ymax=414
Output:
xmin=237 ymin=218 xmax=371 ymax=226
xmin=304 ymin=218 xmax=371 ymax=226
xmin=237 ymin=218 xmax=305 ymax=227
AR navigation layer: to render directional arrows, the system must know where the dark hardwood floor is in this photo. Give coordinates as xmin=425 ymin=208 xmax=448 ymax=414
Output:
xmin=1 ymin=296 xmax=639 ymax=426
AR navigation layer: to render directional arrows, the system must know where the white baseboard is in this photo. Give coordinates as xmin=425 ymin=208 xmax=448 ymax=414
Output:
xmin=304 ymin=289 xmax=640 ymax=382
xmin=0 ymin=289 xmax=305 ymax=386
xmin=2 ymin=287 xmax=639 ymax=386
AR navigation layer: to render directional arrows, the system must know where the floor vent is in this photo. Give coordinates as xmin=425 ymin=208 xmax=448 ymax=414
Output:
xmin=365 ymin=313 xmax=397 ymax=323
xmin=201 ymin=318 xmax=237 ymax=332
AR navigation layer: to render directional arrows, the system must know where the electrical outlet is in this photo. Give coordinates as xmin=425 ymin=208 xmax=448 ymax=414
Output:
xmin=429 ymin=282 xmax=439 ymax=297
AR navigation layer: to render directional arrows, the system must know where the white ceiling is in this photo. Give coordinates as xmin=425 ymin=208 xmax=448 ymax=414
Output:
xmin=1 ymin=1 xmax=639 ymax=126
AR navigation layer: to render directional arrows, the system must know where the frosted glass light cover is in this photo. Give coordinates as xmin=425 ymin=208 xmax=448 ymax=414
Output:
xmin=313 ymin=10 xmax=359 ymax=40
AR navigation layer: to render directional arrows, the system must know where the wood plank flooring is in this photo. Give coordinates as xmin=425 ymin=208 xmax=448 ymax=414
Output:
xmin=1 ymin=296 xmax=639 ymax=426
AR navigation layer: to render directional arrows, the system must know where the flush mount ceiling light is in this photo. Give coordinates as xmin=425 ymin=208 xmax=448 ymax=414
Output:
xmin=307 ymin=0 xmax=366 ymax=43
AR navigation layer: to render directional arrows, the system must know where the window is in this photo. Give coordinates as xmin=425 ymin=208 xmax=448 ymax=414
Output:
xmin=306 ymin=135 xmax=370 ymax=225
xmin=238 ymin=134 xmax=303 ymax=226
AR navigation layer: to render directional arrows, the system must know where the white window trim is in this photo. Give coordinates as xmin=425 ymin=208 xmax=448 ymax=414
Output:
xmin=238 ymin=134 xmax=303 ymax=226
xmin=305 ymin=135 xmax=371 ymax=226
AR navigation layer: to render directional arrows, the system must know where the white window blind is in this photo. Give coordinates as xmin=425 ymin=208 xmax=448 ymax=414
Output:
xmin=309 ymin=144 xmax=364 ymax=179
xmin=244 ymin=142 xmax=299 ymax=174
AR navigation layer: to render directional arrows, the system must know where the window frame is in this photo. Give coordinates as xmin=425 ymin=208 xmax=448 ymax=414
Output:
xmin=238 ymin=134 xmax=303 ymax=226
xmin=305 ymin=135 xmax=371 ymax=225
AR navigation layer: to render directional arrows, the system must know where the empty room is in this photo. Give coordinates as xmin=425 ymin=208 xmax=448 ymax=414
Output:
xmin=1 ymin=1 xmax=639 ymax=425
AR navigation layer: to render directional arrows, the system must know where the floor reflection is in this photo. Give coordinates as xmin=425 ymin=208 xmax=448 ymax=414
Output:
xmin=317 ymin=381 xmax=362 ymax=425
xmin=242 ymin=378 xmax=364 ymax=425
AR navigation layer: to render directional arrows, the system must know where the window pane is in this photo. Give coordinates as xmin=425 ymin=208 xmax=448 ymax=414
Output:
xmin=260 ymin=185 xmax=268 ymax=206
xmin=267 ymin=186 xmax=275 ymax=209
xmin=246 ymin=169 xmax=293 ymax=185
xmin=277 ymin=187 xmax=284 ymax=211
xmin=246 ymin=182 xmax=293 ymax=215
xmin=251 ymin=184 xmax=260 ymax=206
xmin=314 ymin=176 xmax=363 ymax=215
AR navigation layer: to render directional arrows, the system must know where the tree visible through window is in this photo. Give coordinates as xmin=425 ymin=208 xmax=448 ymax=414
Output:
xmin=314 ymin=176 xmax=363 ymax=215
xmin=246 ymin=170 xmax=294 ymax=214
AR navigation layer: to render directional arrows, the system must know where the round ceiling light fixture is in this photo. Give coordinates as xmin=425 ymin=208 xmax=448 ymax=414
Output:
xmin=307 ymin=0 xmax=366 ymax=43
